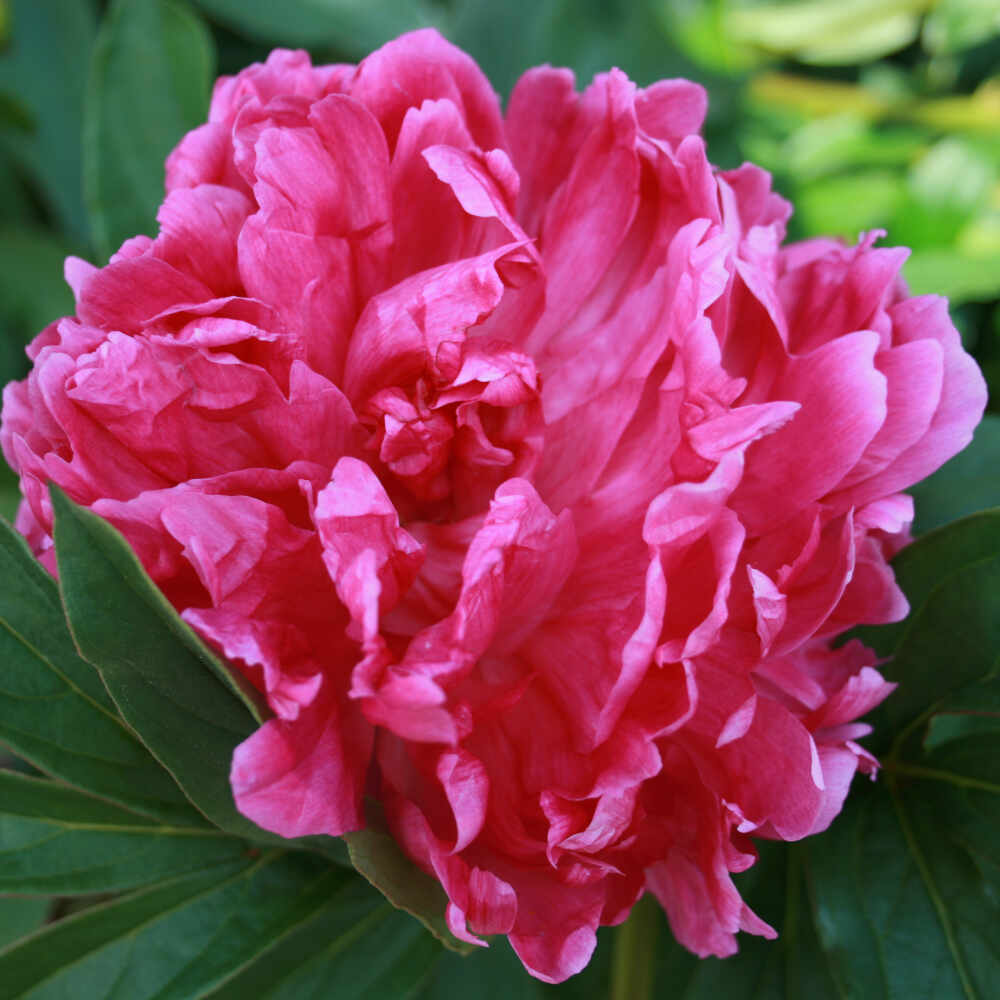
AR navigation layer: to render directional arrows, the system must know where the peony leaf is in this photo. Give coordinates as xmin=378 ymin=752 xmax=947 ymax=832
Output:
xmin=881 ymin=551 xmax=1000 ymax=736
xmin=0 ymin=461 xmax=18 ymax=524
xmin=805 ymin=515 xmax=1000 ymax=1000
xmin=0 ymin=769 xmax=249 ymax=895
xmin=0 ymin=897 xmax=49 ymax=952
xmin=853 ymin=507 xmax=1000 ymax=660
xmin=638 ymin=841 xmax=838 ymax=1000
xmin=0 ymin=852 xmax=431 ymax=999
xmin=421 ymin=938 xmax=549 ymax=999
xmin=806 ymin=769 xmax=1000 ymax=1000
xmin=191 ymin=0 xmax=442 ymax=55
xmin=49 ymin=485 xmax=351 ymax=865
xmin=50 ymin=485 xmax=268 ymax=727
xmin=199 ymin=889 xmax=441 ymax=1000
xmin=910 ymin=416 xmax=1000 ymax=534
xmin=345 ymin=800 xmax=477 ymax=956
xmin=0 ymin=513 xmax=205 ymax=825
xmin=49 ymin=484 xmax=263 ymax=839
xmin=84 ymin=0 xmax=214 ymax=259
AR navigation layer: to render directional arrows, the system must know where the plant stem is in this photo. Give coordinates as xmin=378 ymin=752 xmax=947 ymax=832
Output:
xmin=610 ymin=892 xmax=660 ymax=1000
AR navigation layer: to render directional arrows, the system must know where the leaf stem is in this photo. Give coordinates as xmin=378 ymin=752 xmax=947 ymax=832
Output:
xmin=610 ymin=892 xmax=660 ymax=1000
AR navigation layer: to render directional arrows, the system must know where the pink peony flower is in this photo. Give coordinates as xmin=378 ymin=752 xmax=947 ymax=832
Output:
xmin=1 ymin=30 xmax=986 ymax=982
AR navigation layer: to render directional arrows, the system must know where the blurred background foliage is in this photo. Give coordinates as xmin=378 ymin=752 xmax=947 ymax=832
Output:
xmin=0 ymin=0 xmax=998 ymax=514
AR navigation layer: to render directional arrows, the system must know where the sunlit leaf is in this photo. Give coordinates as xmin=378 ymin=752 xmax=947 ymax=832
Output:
xmin=923 ymin=0 xmax=1000 ymax=54
xmin=726 ymin=0 xmax=925 ymax=65
xmin=748 ymin=72 xmax=891 ymax=120
xmin=797 ymin=171 xmax=903 ymax=240
xmin=904 ymin=248 xmax=1000 ymax=302
xmin=911 ymin=80 xmax=1000 ymax=134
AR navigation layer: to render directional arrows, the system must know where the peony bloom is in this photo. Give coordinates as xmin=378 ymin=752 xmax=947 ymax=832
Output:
xmin=1 ymin=30 xmax=986 ymax=982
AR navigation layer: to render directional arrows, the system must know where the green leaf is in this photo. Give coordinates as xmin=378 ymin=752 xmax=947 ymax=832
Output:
xmin=748 ymin=72 xmax=891 ymax=121
xmin=904 ymin=249 xmax=1000 ymax=303
xmin=925 ymin=711 xmax=1000 ymax=751
xmin=893 ymin=140 xmax=996 ymax=252
xmin=797 ymin=171 xmax=903 ymax=241
xmin=0 ymin=514 xmax=205 ymax=825
xmin=778 ymin=115 xmax=924 ymax=182
xmin=910 ymin=80 xmax=1000 ymax=135
xmin=50 ymin=485 xmax=266 ymax=726
xmin=0 ymin=897 xmax=48 ymax=951
xmin=0 ymin=852 xmax=413 ymax=1000
xmin=0 ymin=154 xmax=38 ymax=231
xmin=84 ymin=0 xmax=214 ymax=260
xmin=453 ymin=0 xmax=693 ymax=99
xmin=48 ymin=486 xmax=350 ymax=865
xmin=642 ymin=841 xmax=838 ymax=1000
xmin=807 ymin=506 xmax=1000 ymax=1000
xmin=725 ymin=0 xmax=926 ymax=64
xmin=807 ymin=770 xmax=999 ymax=1000
xmin=853 ymin=508 xmax=1000 ymax=659
xmin=0 ymin=459 xmax=20 ymax=524
xmin=851 ymin=516 xmax=1000 ymax=756
xmin=50 ymin=485 xmax=268 ymax=838
xmin=923 ymin=0 xmax=1000 ymax=54
xmin=201 ymin=888 xmax=441 ymax=1000
xmin=0 ymin=770 xmax=248 ymax=895
xmin=882 ymin=553 xmax=1000 ymax=735
xmin=345 ymin=800 xmax=475 ymax=955
xmin=192 ymin=0 xmax=439 ymax=56
xmin=659 ymin=0 xmax=764 ymax=75
xmin=0 ymin=229 xmax=74 ymax=341
xmin=911 ymin=416 xmax=1000 ymax=534
xmin=420 ymin=938 xmax=547 ymax=999
xmin=0 ymin=0 xmax=97 ymax=243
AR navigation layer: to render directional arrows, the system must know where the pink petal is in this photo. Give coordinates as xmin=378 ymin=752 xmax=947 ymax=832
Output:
xmin=732 ymin=331 xmax=887 ymax=532
xmin=635 ymin=79 xmax=708 ymax=145
xmin=347 ymin=29 xmax=505 ymax=154
xmin=231 ymin=690 xmax=372 ymax=838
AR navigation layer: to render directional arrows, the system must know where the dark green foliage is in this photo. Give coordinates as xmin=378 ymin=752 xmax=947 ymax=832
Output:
xmin=85 ymin=0 xmax=215 ymax=259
